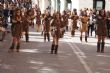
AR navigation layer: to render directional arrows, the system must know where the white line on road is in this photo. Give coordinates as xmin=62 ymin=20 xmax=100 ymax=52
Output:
xmin=71 ymin=43 xmax=93 ymax=73
xmin=64 ymin=36 xmax=94 ymax=73
xmin=97 ymin=55 xmax=110 ymax=58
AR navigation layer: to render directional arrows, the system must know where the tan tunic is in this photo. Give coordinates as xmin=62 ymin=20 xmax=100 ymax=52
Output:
xmin=80 ymin=16 xmax=89 ymax=32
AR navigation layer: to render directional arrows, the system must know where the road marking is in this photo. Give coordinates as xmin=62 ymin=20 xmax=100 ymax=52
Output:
xmin=95 ymin=72 xmax=100 ymax=73
xmin=64 ymin=36 xmax=93 ymax=73
xmin=97 ymin=55 xmax=110 ymax=58
xmin=68 ymin=43 xmax=93 ymax=73
xmin=74 ymin=52 xmax=87 ymax=58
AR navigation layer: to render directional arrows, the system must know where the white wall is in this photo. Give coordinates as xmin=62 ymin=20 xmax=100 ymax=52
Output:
xmin=37 ymin=0 xmax=50 ymax=13
xmin=60 ymin=0 xmax=67 ymax=14
xmin=79 ymin=0 xmax=93 ymax=10
xmin=71 ymin=0 xmax=79 ymax=10
xmin=51 ymin=0 xmax=56 ymax=14
xmin=32 ymin=0 xmax=38 ymax=5
xmin=105 ymin=0 xmax=110 ymax=11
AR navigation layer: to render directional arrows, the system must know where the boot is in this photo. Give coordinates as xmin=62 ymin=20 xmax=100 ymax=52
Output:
xmin=44 ymin=33 xmax=46 ymax=42
xmin=101 ymin=42 xmax=105 ymax=53
xmin=47 ymin=33 xmax=50 ymax=42
xmin=85 ymin=36 xmax=88 ymax=42
xmin=54 ymin=45 xmax=58 ymax=54
xmin=16 ymin=43 xmax=20 ymax=52
xmin=73 ymin=31 xmax=75 ymax=36
xmin=8 ymin=43 xmax=15 ymax=52
xmin=0 ymin=32 xmax=6 ymax=42
xmin=97 ymin=42 xmax=100 ymax=52
xmin=91 ymin=30 xmax=93 ymax=36
xmin=80 ymin=37 xmax=82 ymax=42
xmin=62 ymin=30 xmax=65 ymax=38
xmin=71 ymin=30 xmax=75 ymax=37
xmin=51 ymin=44 xmax=55 ymax=54
xmin=41 ymin=31 xmax=43 ymax=36
xmin=25 ymin=33 xmax=29 ymax=42
xmin=66 ymin=26 xmax=68 ymax=31
xmin=88 ymin=31 xmax=89 ymax=37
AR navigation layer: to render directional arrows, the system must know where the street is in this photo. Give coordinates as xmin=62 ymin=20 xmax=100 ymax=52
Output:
xmin=0 ymin=28 xmax=110 ymax=73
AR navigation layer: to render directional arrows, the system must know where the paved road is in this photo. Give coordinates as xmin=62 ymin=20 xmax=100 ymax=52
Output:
xmin=0 ymin=28 xmax=110 ymax=73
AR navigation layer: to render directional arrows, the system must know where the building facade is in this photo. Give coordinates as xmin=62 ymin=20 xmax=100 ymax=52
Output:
xmin=33 ymin=0 xmax=110 ymax=14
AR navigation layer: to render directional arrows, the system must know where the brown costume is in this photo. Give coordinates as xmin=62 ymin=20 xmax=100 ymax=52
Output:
xmin=9 ymin=8 xmax=23 ymax=52
xmin=0 ymin=17 xmax=6 ymax=41
xmin=96 ymin=10 xmax=107 ymax=53
xmin=36 ymin=10 xmax=41 ymax=25
xmin=44 ymin=15 xmax=52 ymax=33
xmin=0 ymin=17 xmax=3 ymax=30
xmin=51 ymin=18 xmax=64 ymax=38
xmin=62 ymin=14 xmax=68 ymax=27
xmin=43 ymin=14 xmax=52 ymax=42
xmin=80 ymin=16 xmax=89 ymax=32
xmin=80 ymin=16 xmax=89 ymax=42
xmin=11 ymin=16 xmax=23 ymax=39
xmin=50 ymin=13 xmax=65 ymax=54
xmin=96 ymin=15 xmax=107 ymax=36
xmin=22 ymin=16 xmax=29 ymax=32
xmin=22 ymin=11 xmax=35 ymax=42
xmin=71 ymin=15 xmax=79 ymax=36
xmin=62 ymin=14 xmax=69 ymax=31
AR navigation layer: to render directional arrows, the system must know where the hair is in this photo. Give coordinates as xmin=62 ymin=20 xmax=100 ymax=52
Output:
xmin=63 ymin=10 xmax=67 ymax=15
xmin=54 ymin=12 xmax=61 ymax=20
xmin=13 ymin=8 xmax=22 ymax=17
xmin=25 ymin=9 xmax=32 ymax=16
xmin=26 ymin=9 xmax=35 ymax=16
xmin=73 ymin=9 xmax=77 ymax=15
xmin=82 ymin=11 xmax=87 ymax=16
xmin=99 ymin=9 xmax=106 ymax=17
